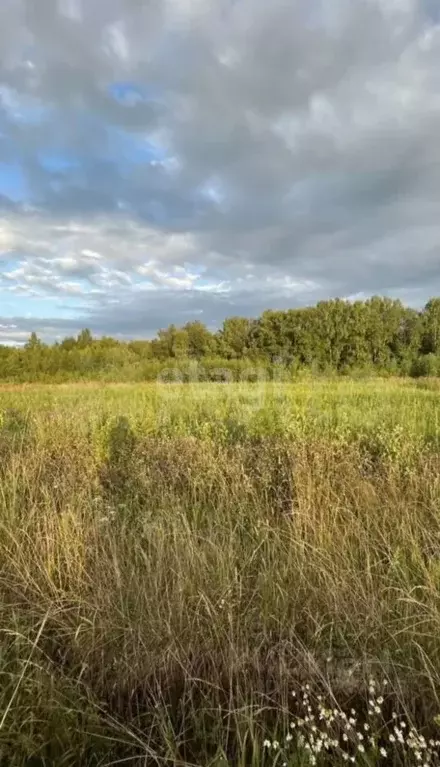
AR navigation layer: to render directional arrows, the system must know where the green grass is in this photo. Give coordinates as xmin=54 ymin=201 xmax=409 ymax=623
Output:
xmin=1 ymin=379 xmax=440 ymax=765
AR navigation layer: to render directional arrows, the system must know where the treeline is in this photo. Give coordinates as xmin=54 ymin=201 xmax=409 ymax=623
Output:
xmin=2 ymin=296 xmax=440 ymax=382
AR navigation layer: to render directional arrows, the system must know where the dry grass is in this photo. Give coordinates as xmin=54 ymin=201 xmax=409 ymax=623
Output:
xmin=0 ymin=380 xmax=440 ymax=765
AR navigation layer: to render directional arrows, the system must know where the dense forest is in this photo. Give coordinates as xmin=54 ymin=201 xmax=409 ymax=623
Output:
xmin=2 ymin=296 xmax=440 ymax=382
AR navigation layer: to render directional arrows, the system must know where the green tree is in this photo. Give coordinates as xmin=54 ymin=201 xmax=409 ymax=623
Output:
xmin=422 ymin=299 xmax=440 ymax=355
xmin=218 ymin=317 xmax=252 ymax=358
xmin=151 ymin=326 xmax=176 ymax=359
xmin=60 ymin=336 xmax=77 ymax=352
xmin=25 ymin=332 xmax=43 ymax=350
xmin=77 ymin=328 xmax=93 ymax=349
xmin=151 ymin=325 xmax=190 ymax=359
xmin=248 ymin=311 xmax=292 ymax=361
xmin=128 ymin=340 xmax=153 ymax=358
xmin=184 ymin=321 xmax=216 ymax=358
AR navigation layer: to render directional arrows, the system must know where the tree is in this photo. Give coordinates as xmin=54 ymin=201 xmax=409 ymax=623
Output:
xmin=2 ymin=294 xmax=440 ymax=383
xmin=60 ymin=336 xmax=77 ymax=352
xmin=218 ymin=317 xmax=252 ymax=358
xmin=25 ymin=332 xmax=43 ymax=350
xmin=284 ymin=308 xmax=316 ymax=366
xmin=422 ymin=299 xmax=440 ymax=355
xmin=128 ymin=340 xmax=153 ymax=358
xmin=248 ymin=310 xmax=293 ymax=361
xmin=77 ymin=328 xmax=93 ymax=348
xmin=151 ymin=325 xmax=190 ymax=359
xmin=313 ymin=299 xmax=351 ymax=370
xmin=363 ymin=296 xmax=405 ymax=370
xmin=184 ymin=321 xmax=216 ymax=358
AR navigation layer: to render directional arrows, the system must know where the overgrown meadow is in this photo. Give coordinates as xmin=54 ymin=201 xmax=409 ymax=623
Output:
xmin=2 ymin=378 xmax=440 ymax=765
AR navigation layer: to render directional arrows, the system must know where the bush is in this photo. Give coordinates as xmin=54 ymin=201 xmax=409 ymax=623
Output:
xmin=410 ymin=353 xmax=440 ymax=377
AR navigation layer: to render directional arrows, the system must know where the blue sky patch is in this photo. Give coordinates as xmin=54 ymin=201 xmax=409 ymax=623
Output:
xmin=0 ymin=163 xmax=28 ymax=202
xmin=109 ymin=81 xmax=162 ymax=107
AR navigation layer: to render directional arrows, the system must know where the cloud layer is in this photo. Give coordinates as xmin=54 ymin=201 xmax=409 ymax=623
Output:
xmin=1 ymin=0 xmax=440 ymax=341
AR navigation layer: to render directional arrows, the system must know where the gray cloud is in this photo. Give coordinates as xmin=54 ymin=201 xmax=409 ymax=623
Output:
xmin=1 ymin=0 xmax=440 ymax=341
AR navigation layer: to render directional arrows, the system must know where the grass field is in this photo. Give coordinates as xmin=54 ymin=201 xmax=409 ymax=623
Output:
xmin=1 ymin=378 xmax=440 ymax=765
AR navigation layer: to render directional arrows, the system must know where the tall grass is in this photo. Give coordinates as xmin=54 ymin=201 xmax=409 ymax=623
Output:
xmin=1 ymin=380 xmax=440 ymax=765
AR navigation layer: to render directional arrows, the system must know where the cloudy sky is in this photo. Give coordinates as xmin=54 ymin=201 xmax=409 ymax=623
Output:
xmin=0 ymin=0 xmax=440 ymax=343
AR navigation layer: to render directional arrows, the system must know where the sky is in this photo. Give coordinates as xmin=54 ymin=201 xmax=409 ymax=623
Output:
xmin=1 ymin=0 xmax=440 ymax=344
